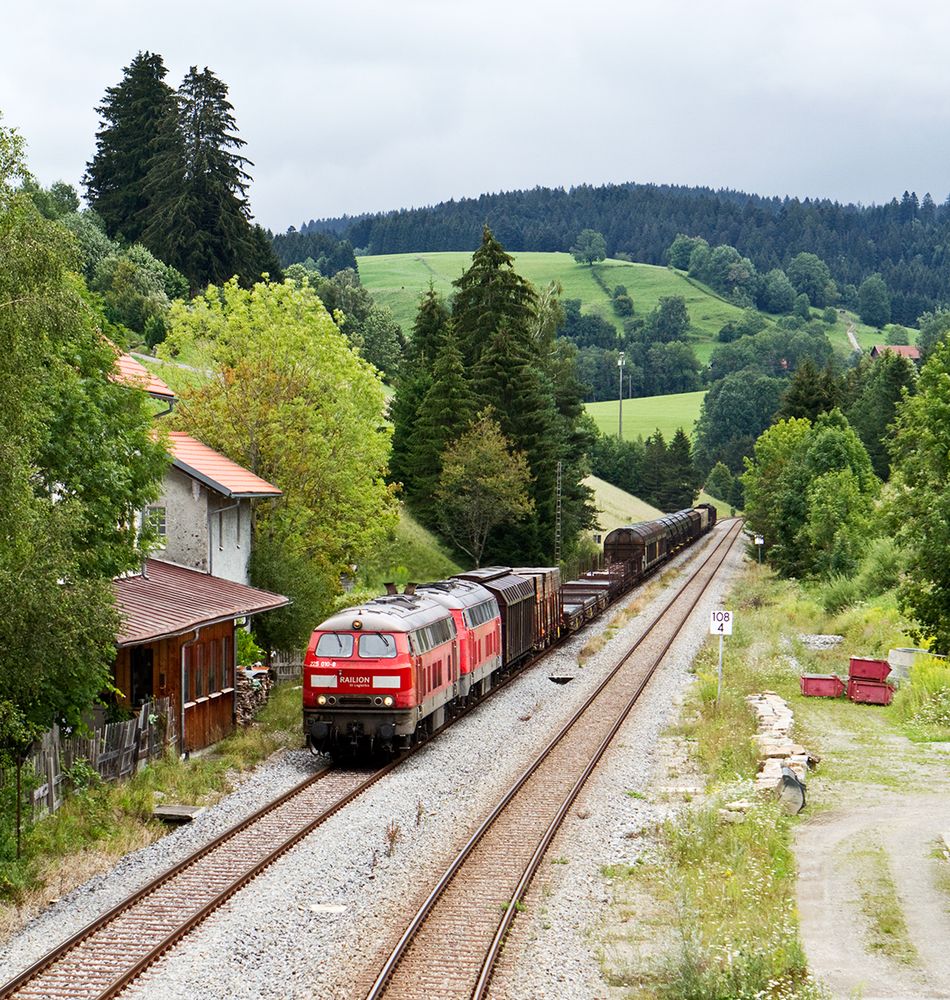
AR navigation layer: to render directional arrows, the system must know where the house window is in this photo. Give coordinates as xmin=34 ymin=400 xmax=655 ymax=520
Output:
xmin=147 ymin=506 xmax=167 ymax=544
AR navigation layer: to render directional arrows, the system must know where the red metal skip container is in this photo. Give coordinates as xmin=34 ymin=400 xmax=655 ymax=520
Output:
xmin=800 ymin=674 xmax=846 ymax=698
xmin=848 ymin=657 xmax=892 ymax=682
xmin=847 ymin=677 xmax=895 ymax=706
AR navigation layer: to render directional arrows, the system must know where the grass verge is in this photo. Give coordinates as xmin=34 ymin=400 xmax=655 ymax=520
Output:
xmin=850 ymin=840 xmax=918 ymax=965
xmin=0 ymin=683 xmax=304 ymax=934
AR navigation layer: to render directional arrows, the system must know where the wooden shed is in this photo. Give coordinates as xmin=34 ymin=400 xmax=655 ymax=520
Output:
xmin=113 ymin=559 xmax=289 ymax=753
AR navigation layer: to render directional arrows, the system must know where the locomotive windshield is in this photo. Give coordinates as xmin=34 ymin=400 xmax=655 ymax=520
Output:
xmin=315 ymin=633 xmax=354 ymax=657
xmin=358 ymin=633 xmax=398 ymax=658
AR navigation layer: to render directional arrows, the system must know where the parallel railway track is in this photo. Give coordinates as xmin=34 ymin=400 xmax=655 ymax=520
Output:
xmin=363 ymin=518 xmax=744 ymax=1000
xmin=0 ymin=522 xmax=733 ymax=1000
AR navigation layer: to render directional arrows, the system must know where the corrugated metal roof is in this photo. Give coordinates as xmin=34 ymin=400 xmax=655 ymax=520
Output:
xmin=166 ymin=432 xmax=282 ymax=498
xmin=112 ymin=352 xmax=176 ymax=401
xmin=114 ymin=559 xmax=289 ymax=646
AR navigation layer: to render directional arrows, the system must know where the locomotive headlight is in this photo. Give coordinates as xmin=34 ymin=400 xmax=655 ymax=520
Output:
xmin=383 ymin=696 xmax=394 ymax=707
xmin=317 ymin=695 xmax=327 ymax=706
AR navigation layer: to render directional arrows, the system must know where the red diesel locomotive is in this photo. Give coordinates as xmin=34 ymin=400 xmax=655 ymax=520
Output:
xmin=303 ymin=506 xmax=717 ymax=756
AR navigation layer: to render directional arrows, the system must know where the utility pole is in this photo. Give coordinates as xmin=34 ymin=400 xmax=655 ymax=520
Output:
xmin=617 ymin=351 xmax=625 ymax=439
xmin=554 ymin=460 xmax=563 ymax=564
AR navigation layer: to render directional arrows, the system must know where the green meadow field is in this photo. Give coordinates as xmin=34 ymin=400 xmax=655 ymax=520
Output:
xmin=584 ymin=389 xmax=705 ymax=441
xmin=358 ymin=252 xmax=750 ymax=360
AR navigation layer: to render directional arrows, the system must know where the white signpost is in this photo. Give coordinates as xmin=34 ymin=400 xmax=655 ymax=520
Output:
xmin=709 ymin=610 xmax=734 ymax=703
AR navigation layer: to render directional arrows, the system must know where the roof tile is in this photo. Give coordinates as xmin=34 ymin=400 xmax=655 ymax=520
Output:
xmin=167 ymin=432 xmax=282 ymax=497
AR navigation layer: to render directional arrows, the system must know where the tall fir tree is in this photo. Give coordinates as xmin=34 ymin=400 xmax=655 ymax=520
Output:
xmin=84 ymin=51 xmax=177 ymax=243
xmin=471 ymin=322 xmax=558 ymax=561
xmin=142 ymin=66 xmax=270 ymax=291
xmin=452 ymin=225 xmax=537 ymax=367
xmin=388 ymin=285 xmax=451 ymax=495
xmin=847 ymin=352 xmax=916 ymax=479
xmin=409 ymin=281 xmax=451 ymax=362
xmin=666 ymin=428 xmax=701 ymax=509
xmin=640 ymin=432 xmax=670 ymax=510
xmin=406 ymin=333 xmax=474 ymax=516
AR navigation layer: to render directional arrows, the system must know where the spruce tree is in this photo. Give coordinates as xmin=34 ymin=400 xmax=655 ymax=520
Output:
xmin=452 ymin=225 xmax=537 ymax=367
xmin=640 ymin=432 xmax=670 ymax=510
xmin=471 ymin=323 xmax=557 ymax=561
xmin=410 ymin=282 xmax=451 ymax=362
xmin=666 ymin=428 xmax=700 ymax=509
xmin=142 ymin=66 xmax=258 ymax=291
xmin=847 ymin=352 xmax=916 ymax=479
xmin=406 ymin=333 xmax=474 ymax=518
xmin=388 ymin=286 xmax=450 ymax=496
xmin=778 ymin=358 xmax=840 ymax=422
xmin=84 ymin=51 xmax=177 ymax=243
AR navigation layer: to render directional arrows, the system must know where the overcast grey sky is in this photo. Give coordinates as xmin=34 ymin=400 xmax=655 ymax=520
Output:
xmin=4 ymin=1 xmax=950 ymax=233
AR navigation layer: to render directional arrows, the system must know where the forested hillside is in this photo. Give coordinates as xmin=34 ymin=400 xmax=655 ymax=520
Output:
xmin=288 ymin=182 xmax=950 ymax=325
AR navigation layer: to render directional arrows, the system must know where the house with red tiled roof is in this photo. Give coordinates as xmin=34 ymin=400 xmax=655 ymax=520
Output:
xmin=111 ymin=351 xmax=176 ymax=403
xmin=148 ymin=431 xmax=282 ymax=587
xmin=870 ymin=344 xmax=921 ymax=362
xmin=109 ymin=354 xmax=289 ymax=752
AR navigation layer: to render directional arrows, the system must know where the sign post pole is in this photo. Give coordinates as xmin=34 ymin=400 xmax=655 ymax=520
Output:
xmin=717 ymin=633 xmax=724 ymax=703
xmin=709 ymin=610 xmax=733 ymax=706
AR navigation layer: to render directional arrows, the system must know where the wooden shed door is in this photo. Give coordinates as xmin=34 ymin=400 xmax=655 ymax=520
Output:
xmin=130 ymin=647 xmax=154 ymax=707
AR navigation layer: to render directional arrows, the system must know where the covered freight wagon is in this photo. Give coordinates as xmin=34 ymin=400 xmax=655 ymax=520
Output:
xmin=455 ymin=568 xmax=537 ymax=667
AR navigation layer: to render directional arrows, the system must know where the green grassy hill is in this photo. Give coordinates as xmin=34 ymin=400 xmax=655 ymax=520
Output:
xmin=585 ymin=389 xmax=705 ymax=441
xmin=585 ymin=475 xmax=663 ymax=533
xmin=359 ymin=507 xmax=463 ymax=588
xmin=358 ymin=252 xmax=750 ymax=364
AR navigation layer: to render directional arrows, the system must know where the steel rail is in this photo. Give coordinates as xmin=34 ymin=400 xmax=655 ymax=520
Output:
xmin=0 ymin=522 xmax=719 ymax=1000
xmin=364 ymin=518 xmax=742 ymax=1000
xmin=472 ymin=518 xmax=744 ymax=998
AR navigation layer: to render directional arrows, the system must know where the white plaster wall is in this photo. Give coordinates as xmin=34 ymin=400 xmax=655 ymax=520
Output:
xmin=155 ymin=466 xmax=209 ymax=573
xmin=207 ymin=497 xmax=251 ymax=585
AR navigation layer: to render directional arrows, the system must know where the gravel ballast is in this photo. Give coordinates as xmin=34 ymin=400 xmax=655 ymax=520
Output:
xmin=0 ymin=524 xmax=742 ymax=1000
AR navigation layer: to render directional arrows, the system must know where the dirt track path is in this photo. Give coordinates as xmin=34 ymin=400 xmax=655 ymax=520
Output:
xmin=795 ymin=709 xmax=950 ymax=998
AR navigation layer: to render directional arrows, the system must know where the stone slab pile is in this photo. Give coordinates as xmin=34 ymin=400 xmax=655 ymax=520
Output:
xmin=746 ymin=691 xmax=812 ymax=792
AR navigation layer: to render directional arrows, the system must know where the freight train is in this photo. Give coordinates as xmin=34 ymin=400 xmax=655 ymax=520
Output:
xmin=303 ymin=505 xmax=716 ymax=756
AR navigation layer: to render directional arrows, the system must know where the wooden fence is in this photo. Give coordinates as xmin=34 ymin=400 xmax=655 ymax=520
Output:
xmin=270 ymin=650 xmax=303 ymax=682
xmin=2 ymin=698 xmax=177 ymax=820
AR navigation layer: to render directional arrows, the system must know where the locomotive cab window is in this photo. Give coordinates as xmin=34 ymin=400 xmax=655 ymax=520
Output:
xmin=315 ymin=633 xmax=354 ymax=657
xmin=358 ymin=633 xmax=398 ymax=658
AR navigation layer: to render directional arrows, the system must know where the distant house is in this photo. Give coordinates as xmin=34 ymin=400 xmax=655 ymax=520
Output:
xmin=110 ymin=354 xmax=289 ymax=752
xmin=870 ymin=345 xmax=921 ymax=362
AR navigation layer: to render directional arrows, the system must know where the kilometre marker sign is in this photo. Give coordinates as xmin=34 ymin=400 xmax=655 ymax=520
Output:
xmin=710 ymin=610 xmax=733 ymax=635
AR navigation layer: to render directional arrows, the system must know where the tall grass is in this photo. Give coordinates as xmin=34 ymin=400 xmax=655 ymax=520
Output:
xmin=893 ymin=654 xmax=950 ymax=739
xmin=652 ymin=800 xmax=819 ymax=999
xmin=0 ymin=682 xmax=305 ymax=908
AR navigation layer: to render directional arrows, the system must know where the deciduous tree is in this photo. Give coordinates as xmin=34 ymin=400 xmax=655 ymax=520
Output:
xmin=1 ymin=118 xmax=166 ymax=752
xmin=570 ymin=229 xmax=607 ymax=266
xmin=161 ymin=277 xmax=398 ymax=650
xmin=435 ymin=413 xmax=534 ymax=566
xmin=889 ymin=338 xmax=950 ymax=649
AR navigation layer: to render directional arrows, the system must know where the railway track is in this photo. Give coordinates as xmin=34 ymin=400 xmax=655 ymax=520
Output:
xmin=363 ymin=518 xmax=744 ymax=1000
xmin=0 ymin=524 xmax=729 ymax=1000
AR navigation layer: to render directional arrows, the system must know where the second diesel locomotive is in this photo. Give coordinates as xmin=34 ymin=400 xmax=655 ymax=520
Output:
xmin=303 ymin=505 xmax=716 ymax=755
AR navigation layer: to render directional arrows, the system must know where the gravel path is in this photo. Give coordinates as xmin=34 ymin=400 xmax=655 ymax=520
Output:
xmin=0 ymin=524 xmax=736 ymax=1000
xmin=795 ymin=714 xmax=950 ymax=999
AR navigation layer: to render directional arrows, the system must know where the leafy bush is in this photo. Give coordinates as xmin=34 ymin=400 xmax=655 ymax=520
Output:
xmin=821 ymin=574 xmax=862 ymax=614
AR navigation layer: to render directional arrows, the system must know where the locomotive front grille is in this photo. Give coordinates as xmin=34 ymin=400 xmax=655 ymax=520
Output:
xmin=337 ymin=696 xmax=375 ymax=706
